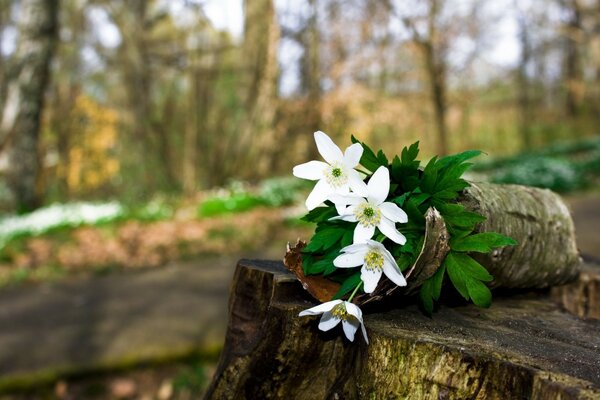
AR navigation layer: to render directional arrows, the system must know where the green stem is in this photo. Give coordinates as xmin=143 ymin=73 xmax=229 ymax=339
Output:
xmin=347 ymin=281 xmax=363 ymax=302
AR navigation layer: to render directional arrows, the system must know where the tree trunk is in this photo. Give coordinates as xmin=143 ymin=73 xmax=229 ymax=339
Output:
xmin=1 ymin=0 xmax=58 ymax=212
xmin=205 ymin=259 xmax=600 ymax=400
xmin=563 ymin=0 xmax=583 ymax=117
xmin=516 ymin=9 xmax=533 ymax=151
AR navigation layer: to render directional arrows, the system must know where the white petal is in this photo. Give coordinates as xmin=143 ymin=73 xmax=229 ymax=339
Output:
xmin=314 ymin=131 xmax=344 ymax=164
xmin=343 ymin=143 xmax=363 ymax=167
xmin=378 ymin=217 xmax=407 ymax=245
xmin=305 ymin=179 xmax=332 ymax=210
xmin=361 ymin=266 xmax=383 ymax=293
xmin=342 ymin=320 xmax=359 ymax=342
xmin=367 ymin=166 xmax=390 ymax=205
xmin=329 ymin=214 xmax=357 ymax=223
xmin=339 ymin=242 xmax=370 ymax=254
xmin=299 ymin=299 xmax=342 ymax=316
xmin=347 ymin=170 xmax=368 ymax=197
xmin=293 ymin=160 xmax=328 ymax=180
xmin=334 ymin=252 xmax=365 ymax=268
xmin=318 ymin=312 xmax=342 ymax=331
xmin=345 ymin=302 xmax=363 ymax=321
xmin=354 ymin=223 xmax=376 ymax=243
xmin=383 ymin=261 xmax=407 ymax=287
xmin=379 ymin=202 xmax=408 ymax=223
xmin=360 ymin=322 xmax=369 ymax=344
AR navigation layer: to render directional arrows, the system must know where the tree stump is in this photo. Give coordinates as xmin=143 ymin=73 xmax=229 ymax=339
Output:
xmin=205 ymin=259 xmax=600 ymax=400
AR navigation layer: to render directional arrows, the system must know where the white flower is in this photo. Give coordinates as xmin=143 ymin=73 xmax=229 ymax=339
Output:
xmin=299 ymin=299 xmax=368 ymax=344
xmin=334 ymin=240 xmax=407 ymax=293
xmin=293 ymin=131 xmax=368 ymax=210
xmin=333 ymin=166 xmax=408 ymax=245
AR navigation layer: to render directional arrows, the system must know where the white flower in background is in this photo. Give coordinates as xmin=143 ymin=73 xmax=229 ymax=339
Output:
xmin=293 ymin=131 xmax=368 ymax=210
xmin=299 ymin=299 xmax=368 ymax=344
xmin=333 ymin=166 xmax=408 ymax=245
xmin=334 ymin=240 xmax=407 ymax=293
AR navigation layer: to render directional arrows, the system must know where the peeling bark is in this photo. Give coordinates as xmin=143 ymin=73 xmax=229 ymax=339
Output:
xmin=205 ymin=260 xmax=600 ymax=400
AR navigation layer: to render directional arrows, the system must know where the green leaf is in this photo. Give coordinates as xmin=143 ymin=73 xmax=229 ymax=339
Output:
xmin=301 ymin=206 xmax=337 ymax=223
xmin=444 ymin=253 xmax=469 ymax=300
xmin=442 ymin=210 xmax=486 ymax=228
xmin=421 ymin=156 xmax=439 ymax=194
xmin=333 ymin=272 xmax=362 ymax=300
xmin=377 ymin=149 xmax=389 ymax=166
xmin=451 ymin=233 xmax=517 ymax=253
xmin=401 ymin=141 xmax=420 ymax=167
xmin=430 ymin=263 xmax=446 ymax=300
xmin=448 ymin=253 xmax=493 ymax=282
xmin=351 ymin=135 xmax=381 ymax=172
xmin=420 ymin=281 xmax=435 ymax=315
xmin=467 ymin=279 xmax=492 ymax=308
xmin=304 ymin=226 xmax=347 ymax=253
xmin=437 ymin=150 xmax=483 ymax=169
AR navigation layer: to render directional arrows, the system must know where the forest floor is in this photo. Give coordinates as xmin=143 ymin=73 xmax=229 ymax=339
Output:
xmin=0 ymin=191 xmax=598 ymax=399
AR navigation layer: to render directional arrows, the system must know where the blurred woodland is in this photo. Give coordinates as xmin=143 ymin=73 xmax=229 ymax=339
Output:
xmin=0 ymin=0 xmax=599 ymax=212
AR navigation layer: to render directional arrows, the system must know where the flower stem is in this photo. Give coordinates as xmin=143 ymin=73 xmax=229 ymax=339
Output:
xmin=347 ymin=281 xmax=363 ymax=302
xmin=355 ymin=168 xmax=371 ymax=176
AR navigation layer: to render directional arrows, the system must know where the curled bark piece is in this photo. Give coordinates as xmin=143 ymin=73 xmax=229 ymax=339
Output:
xmin=356 ymin=207 xmax=449 ymax=305
xmin=461 ymin=182 xmax=581 ymax=288
xmin=283 ymin=240 xmax=341 ymax=302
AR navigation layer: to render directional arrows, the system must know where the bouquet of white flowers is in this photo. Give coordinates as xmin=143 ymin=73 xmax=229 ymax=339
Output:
xmin=287 ymin=131 xmax=516 ymax=344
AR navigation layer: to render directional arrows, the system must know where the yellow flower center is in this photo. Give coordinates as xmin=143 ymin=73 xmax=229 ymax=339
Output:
xmin=331 ymin=303 xmax=349 ymax=321
xmin=364 ymin=250 xmax=384 ymax=271
xmin=354 ymin=202 xmax=381 ymax=227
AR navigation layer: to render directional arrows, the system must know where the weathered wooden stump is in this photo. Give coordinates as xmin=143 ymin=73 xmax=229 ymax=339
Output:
xmin=205 ymin=259 xmax=600 ymax=400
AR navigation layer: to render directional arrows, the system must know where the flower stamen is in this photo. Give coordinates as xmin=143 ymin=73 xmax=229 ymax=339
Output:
xmin=354 ymin=203 xmax=381 ymax=227
xmin=364 ymin=250 xmax=385 ymax=271
xmin=331 ymin=303 xmax=349 ymax=321
xmin=325 ymin=163 xmax=348 ymax=188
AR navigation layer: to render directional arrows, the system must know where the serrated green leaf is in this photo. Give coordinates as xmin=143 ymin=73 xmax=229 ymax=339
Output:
xmin=392 ymin=192 xmax=410 ymax=207
xmin=451 ymin=232 xmax=517 ymax=253
xmin=442 ymin=210 xmax=486 ymax=228
xmin=421 ymin=156 xmax=439 ymax=193
xmin=430 ymin=263 xmax=446 ymax=300
xmin=444 ymin=253 xmax=469 ymax=300
xmin=448 ymin=253 xmax=493 ymax=282
xmin=351 ymin=135 xmax=381 ymax=172
xmin=333 ymin=272 xmax=362 ymax=300
xmin=467 ymin=279 xmax=492 ymax=308
xmin=301 ymin=206 xmax=337 ymax=223
xmin=304 ymin=226 xmax=347 ymax=252
xmin=377 ymin=149 xmax=389 ymax=166
xmin=437 ymin=150 xmax=483 ymax=169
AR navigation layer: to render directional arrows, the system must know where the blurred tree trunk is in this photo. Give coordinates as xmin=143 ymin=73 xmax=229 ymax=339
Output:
xmin=303 ymin=0 xmax=322 ymax=161
xmin=1 ymin=0 xmax=58 ymax=212
xmin=563 ymin=0 xmax=583 ymax=117
xmin=236 ymin=0 xmax=280 ymax=177
xmin=516 ymin=9 xmax=533 ymax=151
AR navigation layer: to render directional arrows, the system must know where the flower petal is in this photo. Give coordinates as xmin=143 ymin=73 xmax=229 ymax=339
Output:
xmin=339 ymin=242 xmax=370 ymax=254
xmin=360 ymin=322 xmax=369 ymax=344
xmin=343 ymin=143 xmax=363 ymax=167
xmin=383 ymin=260 xmax=407 ymax=287
xmin=293 ymin=160 xmax=328 ymax=180
xmin=318 ymin=311 xmax=342 ymax=331
xmin=367 ymin=166 xmax=390 ymax=205
xmin=347 ymin=170 xmax=368 ymax=197
xmin=334 ymin=251 xmax=365 ymax=268
xmin=314 ymin=131 xmax=344 ymax=164
xmin=342 ymin=319 xmax=359 ymax=342
xmin=354 ymin=223 xmax=376 ymax=243
xmin=345 ymin=302 xmax=363 ymax=321
xmin=361 ymin=266 xmax=383 ymax=293
xmin=380 ymin=202 xmax=408 ymax=223
xmin=298 ymin=299 xmax=342 ymax=316
xmin=305 ymin=179 xmax=331 ymax=210
xmin=377 ymin=217 xmax=407 ymax=245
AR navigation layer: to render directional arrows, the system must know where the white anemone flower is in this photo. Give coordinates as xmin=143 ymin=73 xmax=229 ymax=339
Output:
xmin=299 ymin=299 xmax=368 ymax=344
xmin=334 ymin=240 xmax=407 ymax=293
xmin=333 ymin=166 xmax=408 ymax=245
xmin=293 ymin=131 xmax=368 ymax=210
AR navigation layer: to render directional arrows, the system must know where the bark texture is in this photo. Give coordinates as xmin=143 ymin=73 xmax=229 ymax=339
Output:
xmin=2 ymin=0 xmax=58 ymax=211
xmin=552 ymin=263 xmax=600 ymax=320
xmin=205 ymin=260 xmax=600 ymax=400
xmin=461 ymin=182 xmax=580 ymax=288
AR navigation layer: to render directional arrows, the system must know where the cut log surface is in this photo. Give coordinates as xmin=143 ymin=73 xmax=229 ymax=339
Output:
xmin=205 ymin=260 xmax=600 ymax=400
